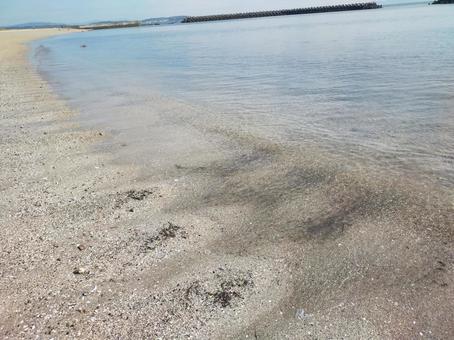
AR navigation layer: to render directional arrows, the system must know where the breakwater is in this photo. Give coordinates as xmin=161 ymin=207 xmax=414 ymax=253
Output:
xmin=432 ymin=0 xmax=454 ymax=4
xmin=182 ymin=2 xmax=382 ymax=24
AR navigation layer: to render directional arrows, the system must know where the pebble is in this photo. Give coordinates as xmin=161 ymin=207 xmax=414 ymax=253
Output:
xmin=73 ymin=267 xmax=89 ymax=275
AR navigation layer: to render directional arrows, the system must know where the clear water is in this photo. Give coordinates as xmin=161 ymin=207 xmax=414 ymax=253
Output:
xmin=33 ymin=3 xmax=454 ymax=188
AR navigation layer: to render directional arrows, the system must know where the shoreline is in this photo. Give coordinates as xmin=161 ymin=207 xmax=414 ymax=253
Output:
xmin=1 ymin=29 xmax=453 ymax=339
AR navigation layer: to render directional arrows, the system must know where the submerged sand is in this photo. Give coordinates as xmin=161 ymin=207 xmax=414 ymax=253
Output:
xmin=0 ymin=29 xmax=453 ymax=339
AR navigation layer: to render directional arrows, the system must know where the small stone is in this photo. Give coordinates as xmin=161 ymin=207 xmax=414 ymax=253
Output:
xmin=73 ymin=267 xmax=89 ymax=275
xmin=77 ymin=244 xmax=86 ymax=251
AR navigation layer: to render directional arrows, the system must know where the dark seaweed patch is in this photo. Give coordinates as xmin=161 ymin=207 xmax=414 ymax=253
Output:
xmin=126 ymin=189 xmax=154 ymax=201
xmin=142 ymin=222 xmax=187 ymax=251
xmin=179 ymin=272 xmax=253 ymax=308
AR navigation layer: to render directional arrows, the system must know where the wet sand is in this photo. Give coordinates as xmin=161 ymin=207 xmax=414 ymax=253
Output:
xmin=0 ymin=29 xmax=453 ymax=339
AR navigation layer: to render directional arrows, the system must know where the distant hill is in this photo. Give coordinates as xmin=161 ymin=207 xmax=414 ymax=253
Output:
xmin=3 ymin=16 xmax=187 ymax=31
xmin=5 ymin=22 xmax=69 ymax=29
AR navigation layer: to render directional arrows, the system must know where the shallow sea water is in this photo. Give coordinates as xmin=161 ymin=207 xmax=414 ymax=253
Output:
xmin=33 ymin=3 xmax=454 ymax=189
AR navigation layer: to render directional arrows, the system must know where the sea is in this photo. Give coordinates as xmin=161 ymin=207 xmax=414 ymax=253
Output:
xmin=32 ymin=2 xmax=454 ymax=189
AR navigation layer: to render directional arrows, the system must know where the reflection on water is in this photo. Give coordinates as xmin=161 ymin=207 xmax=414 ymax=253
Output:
xmin=33 ymin=3 xmax=454 ymax=188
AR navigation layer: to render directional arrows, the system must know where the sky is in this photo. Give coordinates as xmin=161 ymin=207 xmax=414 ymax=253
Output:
xmin=0 ymin=0 xmax=416 ymax=26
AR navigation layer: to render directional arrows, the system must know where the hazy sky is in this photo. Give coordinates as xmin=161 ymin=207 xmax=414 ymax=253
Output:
xmin=0 ymin=0 xmax=413 ymax=26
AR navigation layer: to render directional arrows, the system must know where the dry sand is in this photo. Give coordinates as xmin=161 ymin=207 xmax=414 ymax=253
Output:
xmin=0 ymin=29 xmax=453 ymax=339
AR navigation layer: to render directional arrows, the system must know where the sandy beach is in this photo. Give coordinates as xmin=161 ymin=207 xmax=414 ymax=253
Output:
xmin=0 ymin=29 xmax=453 ymax=339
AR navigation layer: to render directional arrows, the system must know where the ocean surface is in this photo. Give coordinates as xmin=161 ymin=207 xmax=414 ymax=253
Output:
xmin=32 ymin=3 xmax=454 ymax=188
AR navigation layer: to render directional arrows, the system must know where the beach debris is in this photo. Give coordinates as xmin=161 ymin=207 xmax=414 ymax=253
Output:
xmin=142 ymin=222 xmax=187 ymax=251
xmin=212 ymin=278 xmax=250 ymax=307
xmin=159 ymin=222 xmax=181 ymax=238
xmin=179 ymin=271 xmax=253 ymax=308
xmin=114 ymin=188 xmax=156 ymax=209
xmin=436 ymin=260 xmax=446 ymax=271
xmin=126 ymin=189 xmax=153 ymax=201
xmin=296 ymin=308 xmax=309 ymax=320
xmin=73 ymin=267 xmax=89 ymax=275
xmin=212 ymin=289 xmax=240 ymax=307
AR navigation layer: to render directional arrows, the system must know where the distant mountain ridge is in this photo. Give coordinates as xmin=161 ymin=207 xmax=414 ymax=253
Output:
xmin=5 ymin=22 xmax=70 ymax=29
